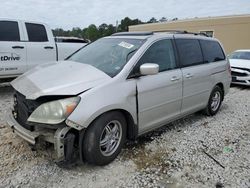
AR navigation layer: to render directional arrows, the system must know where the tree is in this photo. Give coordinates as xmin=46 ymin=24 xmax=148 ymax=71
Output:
xmin=85 ymin=24 xmax=100 ymax=41
xmin=52 ymin=16 xmax=160 ymax=41
xmin=71 ymin=27 xmax=82 ymax=37
xmin=147 ymin=17 xmax=158 ymax=23
xmin=98 ymin=23 xmax=109 ymax=37
xmin=119 ymin=17 xmax=132 ymax=31
xmin=106 ymin=24 xmax=116 ymax=36
xmin=159 ymin=17 xmax=167 ymax=22
xmin=118 ymin=17 xmax=144 ymax=32
xmin=53 ymin=28 xmax=70 ymax=36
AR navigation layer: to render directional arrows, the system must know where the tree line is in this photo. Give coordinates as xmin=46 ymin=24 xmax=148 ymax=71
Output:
xmin=52 ymin=17 xmax=178 ymax=42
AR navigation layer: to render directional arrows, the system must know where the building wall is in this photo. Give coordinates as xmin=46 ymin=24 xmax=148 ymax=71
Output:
xmin=129 ymin=15 xmax=250 ymax=54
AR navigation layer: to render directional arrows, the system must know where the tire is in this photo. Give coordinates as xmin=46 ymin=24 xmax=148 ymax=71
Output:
xmin=82 ymin=111 xmax=127 ymax=166
xmin=204 ymin=85 xmax=223 ymax=116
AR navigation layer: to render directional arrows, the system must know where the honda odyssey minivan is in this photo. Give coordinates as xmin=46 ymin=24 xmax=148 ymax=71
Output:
xmin=6 ymin=31 xmax=231 ymax=165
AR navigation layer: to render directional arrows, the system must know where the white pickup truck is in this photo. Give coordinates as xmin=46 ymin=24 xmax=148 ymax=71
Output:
xmin=0 ymin=19 xmax=88 ymax=79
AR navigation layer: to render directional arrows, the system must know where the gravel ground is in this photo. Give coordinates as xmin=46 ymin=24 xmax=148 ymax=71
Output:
xmin=0 ymin=85 xmax=249 ymax=188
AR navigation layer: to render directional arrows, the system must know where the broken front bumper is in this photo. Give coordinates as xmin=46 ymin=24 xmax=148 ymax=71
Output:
xmin=6 ymin=109 xmax=72 ymax=161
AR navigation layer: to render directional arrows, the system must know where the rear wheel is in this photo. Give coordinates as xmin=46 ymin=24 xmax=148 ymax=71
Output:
xmin=204 ymin=86 xmax=223 ymax=116
xmin=82 ymin=111 xmax=126 ymax=165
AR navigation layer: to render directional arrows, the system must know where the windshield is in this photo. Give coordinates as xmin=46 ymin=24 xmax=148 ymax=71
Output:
xmin=229 ymin=51 xmax=250 ymax=60
xmin=68 ymin=38 xmax=145 ymax=77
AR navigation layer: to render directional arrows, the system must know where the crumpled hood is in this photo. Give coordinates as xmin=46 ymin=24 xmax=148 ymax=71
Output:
xmin=229 ymin=59 xmax=250 ymax=69
xmin=11 ymin=61 xmax=111 ymax=100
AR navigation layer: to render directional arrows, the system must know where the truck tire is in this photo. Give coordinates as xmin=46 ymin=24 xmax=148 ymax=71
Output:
xmin=82 ymin=111 xmax=127 ymax=165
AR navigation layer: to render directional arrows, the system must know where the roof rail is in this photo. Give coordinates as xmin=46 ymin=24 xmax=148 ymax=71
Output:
xmin=155 ymin=30 xmax=187 ymax=34
xmin=156 ymin=30 xmax=209 ymax=37
xmin=184 ymin=31 xmax=209 ymax=37
xmin=111 ymin=30 xmax=209 ymax=37
xmin=112 ymin=31 xmax=153 ymax=36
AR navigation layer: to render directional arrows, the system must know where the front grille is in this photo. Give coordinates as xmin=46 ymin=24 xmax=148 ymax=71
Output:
xmin=231 ymin=67 xmax=250 ymax=72
xmin=231 ymin=71 xmax=248 ymax=77
xmin=235 ymin=80 xmax=247 ymax=83
xmin=13 ymin=91 xmax=40 ymax=131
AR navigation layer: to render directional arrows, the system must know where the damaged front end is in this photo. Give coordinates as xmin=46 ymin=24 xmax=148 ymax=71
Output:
xmin=6 ymin=91 xmax=81 ymax=163
xmin=231 ymin=67 xmax=250 ymax=86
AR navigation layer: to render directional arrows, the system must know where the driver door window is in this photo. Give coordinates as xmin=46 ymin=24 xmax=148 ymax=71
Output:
xmin=133 ymin=39 xmax=177 ymax=75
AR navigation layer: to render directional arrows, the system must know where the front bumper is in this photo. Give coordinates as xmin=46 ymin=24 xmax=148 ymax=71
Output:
xmin=6 ymin=109 xmax=72 ymax=160
xmin=231 ymin=68 xmax=250 ymax=86
xmin=231 ymin=75 xmax=250 ymax=86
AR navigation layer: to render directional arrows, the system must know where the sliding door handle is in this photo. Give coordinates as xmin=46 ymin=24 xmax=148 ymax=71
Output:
xmin=12 ymin=46 xmax=24 ymax=49
xmin=44 ymin=46 xmax=54 ymax=49
xmin=185 ymin=73 xmax=193 ymax=78
xmin=170 ymin=76 xmax=180 ymax=81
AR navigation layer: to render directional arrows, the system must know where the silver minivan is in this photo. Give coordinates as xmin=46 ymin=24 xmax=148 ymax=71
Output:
xmin=6 ymin=31 xmax=231 ymax=165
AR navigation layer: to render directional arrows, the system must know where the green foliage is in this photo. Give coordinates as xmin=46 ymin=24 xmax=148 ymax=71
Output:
xmin=118 ymin=17 xmax=144 ymax=32
xmin=85 ymin=24 xmax=100 ymax=41
xmin=52 ymin=16 xmax=175 ymax=42
xmin=147 ymin=17 xmax=158 ymax=23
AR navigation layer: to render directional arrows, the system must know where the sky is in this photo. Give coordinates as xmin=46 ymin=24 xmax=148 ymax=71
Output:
xmin=0 ymin=0 xmax=250 ymax=30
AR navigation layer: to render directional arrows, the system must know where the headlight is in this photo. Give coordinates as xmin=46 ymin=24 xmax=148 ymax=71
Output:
xmin=27 ymin=96 xmax=80 ymax=124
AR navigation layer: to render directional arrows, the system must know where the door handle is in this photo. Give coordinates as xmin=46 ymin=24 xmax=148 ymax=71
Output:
xmin=170 ymin=76 xmax=180 ymax=81
xmin=44 ymin=46 xmax=54 ymax=49
xmin=12 ymin=46 xmax=24 ymax=49
xmin=185 ymin=73 xmax=193 ymax=78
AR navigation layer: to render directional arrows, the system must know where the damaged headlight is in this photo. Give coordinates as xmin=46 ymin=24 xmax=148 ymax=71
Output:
xmin=27 ymin=96 xmax=80 ymax=124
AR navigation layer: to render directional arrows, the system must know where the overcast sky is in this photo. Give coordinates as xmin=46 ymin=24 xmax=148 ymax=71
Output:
xmin=0 ymin=0 xmax=250 ymax=29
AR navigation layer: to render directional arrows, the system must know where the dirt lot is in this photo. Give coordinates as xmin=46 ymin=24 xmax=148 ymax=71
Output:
xmin=0 ymin=85 xmax=249 ymax=188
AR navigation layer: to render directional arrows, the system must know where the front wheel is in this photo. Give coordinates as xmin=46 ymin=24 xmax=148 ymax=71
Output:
xmin=204 ymin=86 xmax=223 ymax=116
xmin=82 ymin=111 xmax=126 ymax=165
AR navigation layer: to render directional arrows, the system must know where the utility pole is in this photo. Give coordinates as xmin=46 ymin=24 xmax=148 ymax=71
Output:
xmin=116 ymin=20 xmax=118 ymax=32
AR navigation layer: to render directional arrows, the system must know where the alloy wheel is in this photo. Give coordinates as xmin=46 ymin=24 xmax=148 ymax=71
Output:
xmin=99 ymin=120 xmax=122 ymax=156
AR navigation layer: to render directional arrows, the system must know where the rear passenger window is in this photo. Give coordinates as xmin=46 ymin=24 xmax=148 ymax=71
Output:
xmin=176 ymin=39 xmax=203 ymax=67
xmin=200 ymin=40 xmax=225 ymax=62
xmin=25 ymin=23 xmax=48 ymax=42
xmin=135 ymin=39 xmax=176 ymax=73
xmin=0 ymin=21 xmax=20 ymax=41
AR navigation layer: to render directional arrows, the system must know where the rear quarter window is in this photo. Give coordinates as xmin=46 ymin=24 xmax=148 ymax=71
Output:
xmin=200 ymin=40 xmax=225 ymax=62
xmin=25 ymin=23 xmax=48 ymax=42
xmin=0 ymin=21 xmax=20 ymax=41
xmin=176 ymin=39 xmax=203 ymax=67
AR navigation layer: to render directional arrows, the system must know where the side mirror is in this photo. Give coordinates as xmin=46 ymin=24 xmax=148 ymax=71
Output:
xmin=140 ymin=63 xmax=159 ymax=76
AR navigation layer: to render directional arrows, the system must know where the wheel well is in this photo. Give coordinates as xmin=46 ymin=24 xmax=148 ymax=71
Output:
xmin=87 ymin=109 xmax=138 ymax=141
xmin=118 ymin=109 xmax=138 ymax=141
xmin=215 ymin=83 xmax=224 ymax=100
